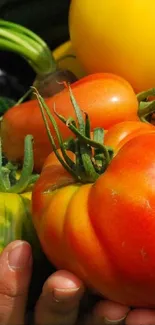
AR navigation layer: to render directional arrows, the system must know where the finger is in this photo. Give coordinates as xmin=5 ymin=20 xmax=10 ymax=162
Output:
xmin=35 ymin=270 xmax=84 ymax=325
xmin=0 ymin=240 xmax=32 ymax=325
xmin=125 ymin=309 xmax=155 ymax=325
xmin=84 ymin=300 xmax=130 ymax=325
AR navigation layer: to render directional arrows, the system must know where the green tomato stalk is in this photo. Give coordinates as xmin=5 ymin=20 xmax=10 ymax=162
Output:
xmin=0 ymin=135 xmax=39 ymax=193
xmin=32 ymin=85 xmax=155 ymax=185
xmin=33 ymin=86 xmax=114 ymax=184
xmin=0 ymin=135 xmax=42 ymax=261
xmin=137 ymin=88 xmax=155 ymax=123
xmin=0 ymin=20 xmax=77 ymax=97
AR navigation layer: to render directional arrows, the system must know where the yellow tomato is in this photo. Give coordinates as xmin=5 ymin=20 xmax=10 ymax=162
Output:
xmin=53 ymin=40 xmax=86 ymax=79
xmin=69 ymin=0 xmax=155 ymax=92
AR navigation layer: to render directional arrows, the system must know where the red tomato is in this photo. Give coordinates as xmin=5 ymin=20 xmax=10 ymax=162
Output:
xmin=1 ymin=73 xmax=138 ymax=172
xmin=32 ymin=121 xmax=155 ymax=307
xmin=104 ymin=120 xmax=155 ymax=153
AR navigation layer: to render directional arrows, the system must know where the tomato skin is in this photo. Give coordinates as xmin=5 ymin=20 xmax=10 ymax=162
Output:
xmin=104 ymin=121 xmax=155 ymax=153
xmin=32 ymin=123 xmax=155 ymax=307
xmin=69 ymin=0 xmax=155 ymax=92
xmin=89 ymin=132 xmax=155 ymax=306
xmin=1 ymin=73 xmax=138 ymax=172
xmin=32 ymin=151 xmax=75 ymax=225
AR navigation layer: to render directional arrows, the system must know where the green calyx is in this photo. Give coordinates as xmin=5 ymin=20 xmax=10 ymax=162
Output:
xmin=33 ymin=86 xmax=114 ymax=184
xmin=0 ymin=135 xmax=39 ymax=193
xmin=137 ymin=88 xmax=155 ymax=123
xmin=0 ymin=19 xmax=57 ymax=76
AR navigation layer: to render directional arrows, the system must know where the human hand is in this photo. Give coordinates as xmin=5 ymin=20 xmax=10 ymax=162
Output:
xmin=0 ymin=240 xmax=155 ymax=325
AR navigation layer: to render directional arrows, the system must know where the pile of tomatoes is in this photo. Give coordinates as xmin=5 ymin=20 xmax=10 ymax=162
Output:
xmin=2 ymin=1 xmax=155 ymax=307
xmin=2 ymin=70 xmax=155 ymax=307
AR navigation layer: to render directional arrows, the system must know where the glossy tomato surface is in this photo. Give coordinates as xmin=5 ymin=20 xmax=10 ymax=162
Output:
xmin=69 ymin=0 xmax=155 ymax=92
xmin=32 ymin=122 xmax=155 ymax=307
xmin=89 ymin=132 xmax=155 ymax=306
xmin=1 ymin=73 xmax=138 ymax=172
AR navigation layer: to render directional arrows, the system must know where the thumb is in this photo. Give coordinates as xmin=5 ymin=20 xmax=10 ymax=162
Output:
xmin=0 ymin=240 xmax=32 ymax=325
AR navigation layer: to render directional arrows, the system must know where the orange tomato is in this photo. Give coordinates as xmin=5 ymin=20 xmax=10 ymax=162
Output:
xmin=1 ymin=73 xmax=138 ymax=172
xmin=32 ymin=121 xmax=155 ymax=307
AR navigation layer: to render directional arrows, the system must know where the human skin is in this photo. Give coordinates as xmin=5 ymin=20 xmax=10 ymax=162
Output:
xmin=0 ymin=240 xmax=155 ymax=325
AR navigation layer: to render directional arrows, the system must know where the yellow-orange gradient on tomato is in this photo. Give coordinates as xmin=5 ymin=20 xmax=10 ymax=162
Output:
xmin=69 ymin=0 xmax=155 ymax=92
xmin=32 ymin=121 xmax=155 ymax=307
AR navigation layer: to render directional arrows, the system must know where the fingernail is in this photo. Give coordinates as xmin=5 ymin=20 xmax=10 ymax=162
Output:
xmin=8 ymin=241 xmax=32 ymax=270
xmin=104 ymin=315 xmax=127 ymax=324
xmin=53 ymin=287 xmax=81 ymax=302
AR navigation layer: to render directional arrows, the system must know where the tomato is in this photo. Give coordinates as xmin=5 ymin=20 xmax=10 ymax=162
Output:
xmin=1 ymin=73 xmax=138 ymax=172
xmin=69 ymin=0 xmax=155 ymax=92
xmin=88 ymin=132 xmax=155 ymax=306
xmin=32 ymin=119 xmax=155 ymax=307
xmin=104 ymin=120 xmax=155 ymax=153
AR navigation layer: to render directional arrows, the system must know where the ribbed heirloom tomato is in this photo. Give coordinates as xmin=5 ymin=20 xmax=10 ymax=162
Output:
xmin=32 ymin=90 xmax=155 ymax=307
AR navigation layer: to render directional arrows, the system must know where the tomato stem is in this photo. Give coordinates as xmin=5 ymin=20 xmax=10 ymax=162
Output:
xmin=0 ymin=135 xmax=39 ymax=193
xmin=137 ymin=88 xmax=155 ymax=102
xmin=68 ymin=84 xmax=86 ymax=134
xmin=33 ymin=90 xmax=81 ymax=181
xmin=34 ymin=86 xmax=114 ymax=184
xmin=1 ymin=167 xmax=11 ymax=190
xmin=138 ymin=100 xmax=155 ymax=122
xmin=137 ymin=88 xmax=155 ymax=122
xmin=54 ymin=109 xmax=111 ymax=163
xmin=0 ymin=19 xmax=57 ymax=76
xmin=15 ymin=89 xmax=33 ymax=106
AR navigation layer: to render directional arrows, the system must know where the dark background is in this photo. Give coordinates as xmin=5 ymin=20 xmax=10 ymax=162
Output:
xmin=0 ymin=0 xmax=70 ymax=98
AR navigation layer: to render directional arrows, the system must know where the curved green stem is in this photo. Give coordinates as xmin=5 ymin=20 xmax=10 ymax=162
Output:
xmin=137 ymin=88 xmax=155 ymax=102
xmin=0 ymin=20 xmax=57 ymax=76
xmin=0 ymin=29 xmax=43 ymax=55
xmin=15 ymin=89 xmax=33 ymax=106
xmin=33 ymin=86 xmax=114 ymax=184
xmin=34 ymin=90 xmax=80 ymax=181
xmin=93 ymin=128 xmax=107 ymax=172
xmin=80 ymin=146 xmax=99 ymax=182
xmin=28 ymin=174 xmax=40 ymax=185
xmin=137 ymin=88 xmax=155 ymax=122
xmin=57 ymin=85 xmax=112 ymax=177
xmin=54 ymin=109 xmax=111 ymax=164
xmin=35 ymin=93 xmax=75 ymax=170
xmin=138 ymin=101 xmax=155 ymax=122
xmin=0 ymin=19 xmax=46 ymax=46
xmin=9 ymin=135 xmax=34 ymax=193
xmin=68 ymin=84 xmax=86 ymax=134
xmin=1 ymin=167 xmax=11 ymax=190
xmin=0 ymin=135 xmax=38 ymax=194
